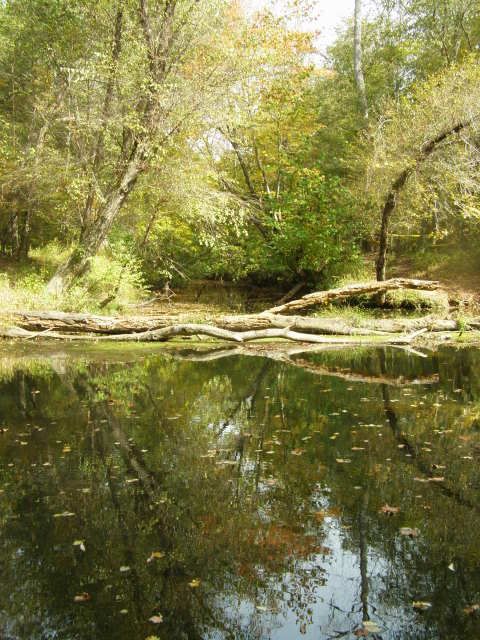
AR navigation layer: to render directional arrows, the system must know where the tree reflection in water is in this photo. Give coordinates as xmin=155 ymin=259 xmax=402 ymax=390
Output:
xmin=0 ymin=344 xmax=479 ymax=639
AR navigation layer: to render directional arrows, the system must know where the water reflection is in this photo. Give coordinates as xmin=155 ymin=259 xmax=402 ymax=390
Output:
xmin=0 ymin=344 xmax=479 ymax=639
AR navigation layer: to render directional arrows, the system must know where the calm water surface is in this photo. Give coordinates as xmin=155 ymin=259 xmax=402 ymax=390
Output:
xmin=0 ymin=343 xmax=480 ymax=639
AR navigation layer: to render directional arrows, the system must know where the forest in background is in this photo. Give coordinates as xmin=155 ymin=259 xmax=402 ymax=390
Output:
xmin=0 ymin=0 xmax=479 ymax=312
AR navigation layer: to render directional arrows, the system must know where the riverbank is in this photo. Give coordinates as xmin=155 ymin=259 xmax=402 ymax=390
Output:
xmin=0 ymin=278 xmax=479 ymax=351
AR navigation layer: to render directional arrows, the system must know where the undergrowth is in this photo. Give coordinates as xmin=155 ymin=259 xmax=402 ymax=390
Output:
xmin=0 ymin=241 xmax=149 ymax=313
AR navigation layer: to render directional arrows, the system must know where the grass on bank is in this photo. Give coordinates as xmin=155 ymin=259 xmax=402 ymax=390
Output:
xmin=0 ymin=241 xmax=149 ymax=314
xmin=0 ymin=240 xmax=473 ymax=322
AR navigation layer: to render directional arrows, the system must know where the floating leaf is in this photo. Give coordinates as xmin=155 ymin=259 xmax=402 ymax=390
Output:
xmin=380 ymin=504 xmax=400 ymax=515
xmin=336 ymin=458 xmax=352 ymax=464
xmin=53 ymin=511 xmax=75 ymax=518
xmin=119 ymin=566 xmax=131 ymax=573
xmin=147 ymin=551 xmax=165 ymax=563
xmin=400 ymin=527 xmax=419 ymax=538
xmin=148 ymin=614 xmax=163 ymax=624
xmin=464 ymin=604 xmax=480 ymax=615
xmin=413 ymin=601 xmax=432 ymax=610
xmin=74 ymin=592 xmax=91 ymax=603
xmin=188 ymin=578 xmax=201 ymax=588
xmin=291 ymin=448 xmax=305 ymax=456
xmin=73 ymin=540 xmax=86 ymax=552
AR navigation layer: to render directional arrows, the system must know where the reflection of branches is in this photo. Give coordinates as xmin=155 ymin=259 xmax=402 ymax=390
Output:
xmin=358 ymin=490 xmax=370 ymax=623
xmin=379 ymin=351 xmax=479 ymax=512
xmin=174 ymin=345 xmax=438 ymax=386
xmin=216 ymin=360 xmax=272 ymax=438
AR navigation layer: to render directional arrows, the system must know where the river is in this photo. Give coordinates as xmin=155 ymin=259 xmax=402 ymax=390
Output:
xmin=0 ymin=342 xmax=479 ymax=639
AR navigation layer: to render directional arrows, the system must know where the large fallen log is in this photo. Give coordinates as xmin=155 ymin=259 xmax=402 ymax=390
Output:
xmin=263 ymin=278 xmax=441 ymax=315
xmin=8 ymin=309 xmax=473 ymax=337
xmin=8 ymin=310 xmax=178 ymax=334
xmin=0 ymin=324 xmax=429 ymax=346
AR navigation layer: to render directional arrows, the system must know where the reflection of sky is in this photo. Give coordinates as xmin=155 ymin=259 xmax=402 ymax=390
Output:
xmin=228 ymin=519 xmax=421 ymax=638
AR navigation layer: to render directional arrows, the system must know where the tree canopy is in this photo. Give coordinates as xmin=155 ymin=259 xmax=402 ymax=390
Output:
xmin=0 ymin=0 xmax=479 ymax=308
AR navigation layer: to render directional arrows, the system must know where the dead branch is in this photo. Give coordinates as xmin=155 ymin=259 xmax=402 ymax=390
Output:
xmin=0 ymin=323 xmax=429 ymax=346
xmin=264 ymin=278 xmax=441 ymax=315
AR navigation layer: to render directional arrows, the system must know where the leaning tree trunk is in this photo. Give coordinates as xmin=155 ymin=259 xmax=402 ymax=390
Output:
xmin=375 ymin=118 xmax=473 ymax=282
xmin=46 ymin=0 xmax=176 ymax=296
xmin=46 ymin=143 xmax=145 ymax=295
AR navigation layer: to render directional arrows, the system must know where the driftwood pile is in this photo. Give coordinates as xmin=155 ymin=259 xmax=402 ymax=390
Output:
xmin=0 ymin=278 xmax=474 ymax=346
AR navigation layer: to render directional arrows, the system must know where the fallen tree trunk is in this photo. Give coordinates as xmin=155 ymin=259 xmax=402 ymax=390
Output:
xmin=9 ymin=308 xmax=472 ymax=337
xmin=0 ymin=324 xmax=429 ymax=346
xmin=8 ymin=310 xmax=180 ymax=334
xmin=264 ymin=278 xmax=441 ymax=315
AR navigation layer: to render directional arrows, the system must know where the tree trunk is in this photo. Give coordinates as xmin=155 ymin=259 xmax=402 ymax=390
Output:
xmin=46 ymin=142 xmax=145 ymax=295
xmin=80 ymin=4 xmax=124 ymax=239
xmin=46 ymin=0 xmax=174 ymax=295
xmin=15 ymin=211 xmax=30 ymax=260
xmin=375 ymin=169 xmax=411 ymax=281
xmin=10 ymin=306 xmax=469 ymax=336
xmin=375 ymin=118 xmax=472 ymax=281
xmin=353 ymin=0 xmax=368 ymax=120
xmin=264 ymin=277 xmax=440 ymax=314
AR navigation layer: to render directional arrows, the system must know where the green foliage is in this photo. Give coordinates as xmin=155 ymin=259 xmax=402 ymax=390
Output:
xmin=0 ymin=0 xmax=479 ymax=302
xmin=0 ymin=241 xmax=147 ymax=312
xmin=260 ymin=171 xmax=363 ymax=285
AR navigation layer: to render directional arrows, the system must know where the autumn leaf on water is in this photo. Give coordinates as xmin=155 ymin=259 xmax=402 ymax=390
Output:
xmin=188 ymin=578 xmax=201 ymax=588
xmin=119 ymin=566 xmax=131 ymax=572
xmin=464 ymin=604 xmax=480 ymax=614
xmin=73 ymin=540 xmax=86 ymax=552
xmin=313 ymin=507 xmax=341 ymax=520
xmin=400 ymin=527 xmax=419 ymax=538
xmin=413 ymin=601 xmax=432 ymax=610
xmin=149 ymin=614 xmax=163 ymax=624
xmin=363 ymin=620 xmax=381 ymax=633
xmin=53 ymin=511 xmax=75 ymax=518
xmin=335 ymin=458 xmax=352 ymax=464
xmin=147 ymin=551 xmax=165 ymax=563
xmin=380 ymin=504 xmax=400 ymax=515
xmin=291 ymin=448 xmax=305 ymax=456
xmin=74 ymin=592 xmax=91 ymax=603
